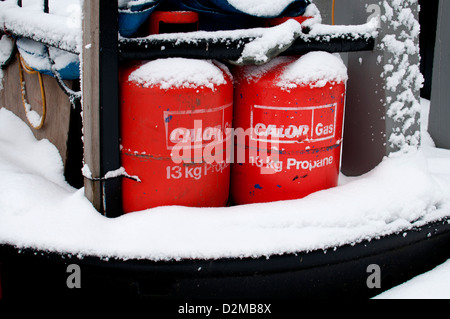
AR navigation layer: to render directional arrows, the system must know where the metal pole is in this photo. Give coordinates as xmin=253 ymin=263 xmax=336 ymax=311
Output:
xmin=99 ymin=0 xmax=122 ymax=217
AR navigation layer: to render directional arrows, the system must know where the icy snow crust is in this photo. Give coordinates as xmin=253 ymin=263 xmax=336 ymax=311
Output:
xmin=1 ymin=106 xmax=449 ymax=261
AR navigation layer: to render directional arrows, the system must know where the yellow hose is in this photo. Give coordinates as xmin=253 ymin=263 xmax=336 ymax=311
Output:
xmin=17 ymin=53 xmax=47 ymax=130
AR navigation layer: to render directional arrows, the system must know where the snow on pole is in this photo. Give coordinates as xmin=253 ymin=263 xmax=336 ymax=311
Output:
xmin=379 ymin=0 xmax=423 ymax=155
xmin=338 ymin=0 xmax=423 ymax=176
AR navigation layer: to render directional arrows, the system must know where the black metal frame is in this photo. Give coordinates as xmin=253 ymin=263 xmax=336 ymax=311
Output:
xmin=99 ymin=0 xmax=122 ymax=217
xmin=118 ymin=32 xmax=375 ymax=61
xmin=111 ymin=11 xmax=374 ymax=217
xmin=1 ymin=1 xmax=376 ymax=217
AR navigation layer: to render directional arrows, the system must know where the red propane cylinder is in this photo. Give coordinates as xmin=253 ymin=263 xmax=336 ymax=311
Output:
xmin=146 ymin=11 xmax=199 ymax=35
xmin=231 ymin=53 xmax=347 ymax=205
xmin=120 ymin=58 xmax=233 ymax=213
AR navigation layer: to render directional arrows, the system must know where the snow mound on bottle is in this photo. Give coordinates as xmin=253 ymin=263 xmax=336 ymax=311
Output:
xmin=227 ymin=0 xmax=301 ymax=17
xmin=278 ymin=51 xmax=348 ymax=89
xmin=128 ymin=58 xmax=228 ymax=91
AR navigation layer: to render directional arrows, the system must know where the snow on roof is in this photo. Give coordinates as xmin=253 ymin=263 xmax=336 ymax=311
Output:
xmin=0 ymin=106 xmax=449 ymax=262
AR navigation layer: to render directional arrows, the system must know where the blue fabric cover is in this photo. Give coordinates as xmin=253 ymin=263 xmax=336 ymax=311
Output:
xmin=119 ymin=0 xmax=162 ymax=37
xmin=118 ymin=0 xmax=312 ymax=34
xmin=158 ymin=0 xmax=311 ymax=30
xmin=206 ymin=0 xmax=311 ymax=17
xmin=16 ymin=38 xmax=80 ymax=80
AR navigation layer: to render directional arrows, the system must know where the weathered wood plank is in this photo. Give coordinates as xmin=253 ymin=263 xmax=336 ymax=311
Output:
xmin=82 ymin=0 xmax=122 ymax=216
xmin=0 ymin=56 xmax=72 ymax=168
xmin=82 ymin=0 xmax=102 ymax=213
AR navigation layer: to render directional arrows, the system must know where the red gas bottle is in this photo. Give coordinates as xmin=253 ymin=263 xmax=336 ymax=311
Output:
xmin=120 ymin=58 xmax=233 ymax=213
xmin=231 ymin=53 xmax=347 ymax=205
xmin=146 ymin=11 xmax=199 ymax=35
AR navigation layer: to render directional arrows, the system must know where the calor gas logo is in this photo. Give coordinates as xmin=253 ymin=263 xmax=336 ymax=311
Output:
xmin=165 ymin=103 xmax=232 ymax=150
xmin=250 ymin=104 xmax=337 ymax=144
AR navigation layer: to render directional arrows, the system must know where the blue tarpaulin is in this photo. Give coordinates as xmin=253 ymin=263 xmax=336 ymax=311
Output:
xmin=12 ymin=0 xmax=312 ymax=78
xmin=119 ymin=0 xmax=312 ymax=34
xmin=16 ymin=38 xmax=80 ymax=80
xmin=119 ymin=0 xmax=162 ymax=37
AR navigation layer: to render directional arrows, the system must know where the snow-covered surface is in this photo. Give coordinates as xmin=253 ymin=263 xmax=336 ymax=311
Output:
xmin=128 ymin=58 xmax=228 ymax=90
xmin=380 ymin=0 xmax=423 ymax=154
xmin=128 ymin=4 xmax=377 ymax=65
xmin=0 ymin=35 xmax=14 ymax=66
xmin=82 ymin=164 xmax=141 ymax=183
xmin=0 ymin=0 xmax=447 ymax=300
xmin=0 ymin=35 xmax=15 ymax=91
xmin=309 ymin=16 xmax=379 ymax=39
xmin=0 ymin=0 xmax=81 ymax=54
xmin=1 ymin=95 xmax=450 ymax=262
xmin=151 ymin=18 xmax=373 ymax=44
xmin=2 ymin=100 xmax=449 ymax=298
xmin=374 ymin=258 xmax=450 ymax=299
xmin=0 ymin=0 xmax=377 ymax=67
xmin=2 ymin=0 xmax=80 ymax=15
xmin=235 ymin=52 xmax=348 ymax=89
xmin=227 ymin=0 xmax=301 ymax=17
xmin=278 ymin=52 xmax=348 ymax=88
xmin=236 ymin=19 xmax=303 ymax=64
xmin=118 ymin=0 xmax=158 ymax=10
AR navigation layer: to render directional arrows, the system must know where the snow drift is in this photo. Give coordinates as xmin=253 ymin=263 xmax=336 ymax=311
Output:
xmin=1 ymin=105 xmax=449 ymax=262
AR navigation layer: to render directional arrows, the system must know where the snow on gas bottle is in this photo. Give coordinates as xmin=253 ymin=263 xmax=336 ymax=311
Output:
xmin=120 ymin=58 xmax=233 ymax=213
xmin=231 ymin=52 xmax=348 ymax=205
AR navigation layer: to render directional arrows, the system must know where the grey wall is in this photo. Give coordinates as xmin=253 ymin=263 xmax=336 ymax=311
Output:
xmin=326 ymin=0 xmax=422 ymax=176
xmin=429 ymin=0 xmax=450 ymax=149
xmin=312 ymin=0 xmax=332 ymax=24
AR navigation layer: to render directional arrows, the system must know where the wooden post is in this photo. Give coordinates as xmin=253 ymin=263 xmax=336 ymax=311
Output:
xmin=82 ymin=0 xmax=102 ymax=212
xmin=82 ymin=0 xmax=122 ymax=217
